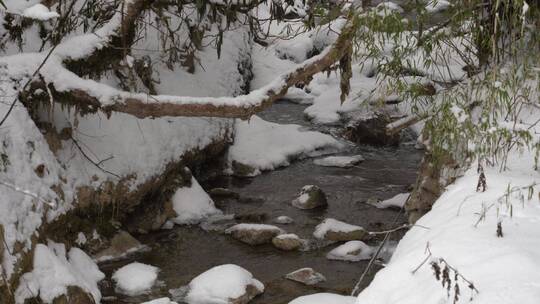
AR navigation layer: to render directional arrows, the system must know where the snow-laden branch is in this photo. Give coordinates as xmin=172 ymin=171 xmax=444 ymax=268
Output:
xmin=32 ymin=14 xmax=357 ymax=119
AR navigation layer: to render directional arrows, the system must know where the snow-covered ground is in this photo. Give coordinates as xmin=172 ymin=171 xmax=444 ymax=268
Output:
xmin=357 ymin=150 xmax=540 ymax=303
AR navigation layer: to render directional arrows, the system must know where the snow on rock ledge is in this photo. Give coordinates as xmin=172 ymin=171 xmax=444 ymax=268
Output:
xmin=228 ymin=116 xmax=343 ymax=176
xmin=356 ymin=155 xmax=540 ymax=304
xmin=15 ymin=242 xmax=104 ymax=304
xmin=184 ymin=264 xmax=264 ymax=304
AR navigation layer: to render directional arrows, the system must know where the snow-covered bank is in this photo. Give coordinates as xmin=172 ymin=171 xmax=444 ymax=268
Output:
xmin=357 ymin=152 xmax=540 ymax=304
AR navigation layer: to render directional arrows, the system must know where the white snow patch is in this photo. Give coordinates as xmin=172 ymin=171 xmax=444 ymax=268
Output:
xmin=327 ymin=241 xmax=374 ymax=262
xmin=112 ymin=262 xmax=159 ymax=296
xmin=228 ymin=116 xmax=343 ymax=176
xmin=226 ymin=223 xmax=284 ymax=234
xmin=22 ymin=4 xmax=59 ymax=21
xmin=425 ymin=0 xmax=451 ymax=13
xmin=172 ymin=176 xmax=222 ymax=225
xmin=185 ymin=264 xmax=264 ymax=304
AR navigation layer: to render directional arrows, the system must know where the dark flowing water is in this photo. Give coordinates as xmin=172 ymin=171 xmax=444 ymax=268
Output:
xmin=99 ymin=100 xmax=422 ymax=304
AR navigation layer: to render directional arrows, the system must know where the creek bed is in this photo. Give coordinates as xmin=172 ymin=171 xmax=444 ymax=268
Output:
xmin=99 ymin=100 xmax=422 ymax=304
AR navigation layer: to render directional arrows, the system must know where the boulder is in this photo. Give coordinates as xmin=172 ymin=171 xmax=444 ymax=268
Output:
xmin=291 ymin=185 xmax=327 ymax=209
xmin=225 ymin=224 xmax=283 ymax=245
xmin=285 ymin=268 xmax=326 ymax=286
xmin=272 ymin=234 xmax=305 ymax=251
xmin=94 ymin=231 xmax=145 ymax=262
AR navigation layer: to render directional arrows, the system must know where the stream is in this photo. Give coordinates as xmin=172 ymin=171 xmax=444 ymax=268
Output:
xmin=99 ymin=100 xmax=422 ymax=304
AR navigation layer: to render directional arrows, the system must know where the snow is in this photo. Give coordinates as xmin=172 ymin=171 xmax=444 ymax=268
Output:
xmin=356 ymin=151 xmax=540 ymax=304
xmin=172 ymin=176 xmax=222 ymax=225
xmin=22 ymin=4 xmax=60 ymax=21
xmin=313 ymin=155 xmax=364 ymax=168
xmin=313 ymin=218 xmax=365 ymax=239
xmin=290 ymin=293 xmax=357 ymax=304
xmin=371 ymin=193 xmax=409 ymax=209
xmin=274 ymin=215 xmax=294 ymax=224
xmin=112 ymin=262 xmax=159 ymax=296
xmin=228 ymin=116 xmax=342 ymax=176
xmin=275 ymin=233 xmax=301 ymax=241
xmin=327 ymin=241 xmax=374 ymax=262
xmin=185 ymin=264 xmax=264 ymax=304
xmin=226 ymin=223 xmax=284 ymax=234
xmin=425 ymin=0 xmax=451 ymax=13
xmin=14 ymin=242 xmax=104 ymax=304
xmin=376 ymin=2 xmax=405 ymax=13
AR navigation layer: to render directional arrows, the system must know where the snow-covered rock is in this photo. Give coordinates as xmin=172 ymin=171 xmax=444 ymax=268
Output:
xmin=172 ymin=176 xmax=222 ymax=225
xmin=313 ymin=155 xmax=364 ymax=168
xmin=185 ymin=264 xmax=264 ymax=304
xmin=313 ymin=218 xmax=367 ymax=241
xmin=289 ymin=293 xmax=356 ymax=304
xmin=14 ymin=243 xmax=104 ymax=304
xmin=112 ymin=262 xmax=159 ymax=296
xmin=285 ymin=268 xmax=326 ymax=285
xmin=274 ymin=215 xmax=294 ymax=224
xmin=326 ymin=241 xmax=374 ymax=262
xmin=376 ymin=2 xmax=405 ymax=14
xmin=370 ymin=193 xmax=409 ymax=209
xmin=226 ymin=223 xmax=284 ymax=245
xmin=228 ymin=116 xmax=342 ymax=176
xmin=272 ymin=234 xmax=305 ymax=251
xmin=291 ymin=185 xmax=328 ymax=209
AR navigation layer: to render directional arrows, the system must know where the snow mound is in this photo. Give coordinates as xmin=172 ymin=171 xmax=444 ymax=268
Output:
xmin=313 ymin=155 xmax=364 ymax=168
xmin=14 ymin=243 xmax=104 ymax=304
xmin=172 ymin=176 xmax=222 ymax=225
xmin=327 ymin=241 xmax=374 ymax=262
xmin=112 ymin=262 xmax=159 ymax=296
xmin=313 ymin=218 xmax=364 ymax=239
xmin=357 ymin=154 xmax=540 ymax=304
xmin=228 ymin=116 xmax=342 ymax=176
xmin=371 ymin=193 xmax=409 ymax=209
xmin=22 ymin=4 xmax=60 ymax=21
xmin=289 ymin=293 xmax=356 ymax=304
xmin=185 ymin=264 xmax=264 ymax=304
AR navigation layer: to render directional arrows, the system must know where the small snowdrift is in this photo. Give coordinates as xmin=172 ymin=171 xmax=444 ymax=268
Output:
xmin=14 ymin=243 xmax=104 ymax=304
xmin=112 ymin=262 xmax=159 ymax=296
xmin=184 ymin=264 xmax=264 ymax=304
xmin=228 ymin=116 xmax=343 ymax=176
xmin=289 ymin=293 xmax=357 ymax=304
xmin=357 ymin=154 xmax=540 ymax=304
xmin=172 ymin=176 xmax=222 ymax=225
